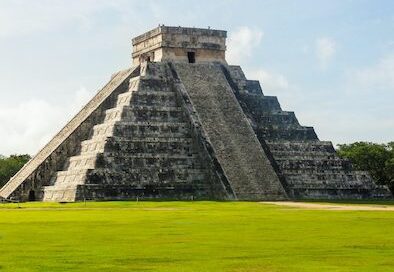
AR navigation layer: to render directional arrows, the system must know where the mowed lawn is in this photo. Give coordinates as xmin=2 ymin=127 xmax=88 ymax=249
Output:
xmin=0 ymin=201 xmax=393 ymax=272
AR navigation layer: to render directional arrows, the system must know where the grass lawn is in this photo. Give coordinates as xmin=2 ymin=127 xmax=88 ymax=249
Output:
xmin=0 ymin=201 xmax=393 ymax=272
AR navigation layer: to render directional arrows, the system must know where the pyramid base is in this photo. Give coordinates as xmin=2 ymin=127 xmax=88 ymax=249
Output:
xmin=43 ymin=183 xmax=225 ymax=202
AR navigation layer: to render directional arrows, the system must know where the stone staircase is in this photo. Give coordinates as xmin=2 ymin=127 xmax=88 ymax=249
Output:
xmin=43 ymin=64 xmax=209 ymax=202
xmin=172 ymin=63 xmax=288 ymax=200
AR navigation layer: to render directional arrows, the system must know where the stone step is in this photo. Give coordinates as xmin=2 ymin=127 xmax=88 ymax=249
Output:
xmin=137 ymin=77 xmax=173 ymax=92
xmin=267 ymin=141 xmax=335 ymax=153
xmin=286 ymin=182 xmax=376 ymax=190
xmin=67 ymin=152 xmax=99 ymax=170
xmin=92 ymin=121 xmax=190 ymax=138
xmin=102 ymin=154 xmax=202 ymax=169
xmin=104 ymin=105 xmax=184 ymax=123
xmin=67 ymin=152 xmax=201 ymax=170
xmin=80 ymin=139 xmax=107 ymax=153
xmin=275 ymin=157 xmax=350 ymax=167
xmin=56 ymin=168 xmax=91 ymax=178
xmin=92 ymin=123 xmax=116 ymax=137
xmin=82 ymin=136 xmax=192 ymax=148
xmin=272 ymin=152 xmax=337 ymax=160
xmin=104 ymin=138 xmax=194 ymax=154
xmin=116 ymin=90 xmax=177 ymax=107
xmin=112 ymin=121 xmax=190 ymax=138
xmin=256 ymin=112 xmax=300 ymax=126
xmin=283 ymin=172 xmax=367 ymax=184
xmin=258 ymin=127 xmax=318 ymax=141
xmin=86 ymin=168 xmax=205 ymax=185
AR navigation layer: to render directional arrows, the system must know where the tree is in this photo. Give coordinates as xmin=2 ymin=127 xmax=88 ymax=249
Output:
xmin=384 ymin=158 xmax=394 ymax=191
xmin=0 ymin=154 xmax=31 ymax=188
xmin=337 ymin=142 xmax=394 ymax=192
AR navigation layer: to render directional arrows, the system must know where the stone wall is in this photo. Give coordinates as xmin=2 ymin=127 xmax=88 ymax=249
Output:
xmin=132 ymin=26 xmax=227 ymax=65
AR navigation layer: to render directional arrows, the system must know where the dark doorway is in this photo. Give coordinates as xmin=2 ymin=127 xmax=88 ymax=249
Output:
xmin=187 ymin=52 xmax=195 ymax=63
xmin=28 ymin=190 xmax=36 ymax=201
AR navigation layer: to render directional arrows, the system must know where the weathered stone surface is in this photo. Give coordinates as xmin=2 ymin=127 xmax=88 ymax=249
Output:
xmin=172 ymin=63 xmax=288 ymax=200
xmin=43 ymin=63 xmax=229 ymax=201
xmin=1 ymin=25 xmax=391 ymax=202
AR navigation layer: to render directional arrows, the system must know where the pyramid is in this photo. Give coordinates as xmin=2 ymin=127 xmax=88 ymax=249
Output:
xmin=0 ymin=26 xmax=391 ymax=202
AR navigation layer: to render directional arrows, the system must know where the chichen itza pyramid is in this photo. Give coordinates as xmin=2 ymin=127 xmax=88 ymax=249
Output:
xmin=0 ymin=26 xmax=391 ymax=202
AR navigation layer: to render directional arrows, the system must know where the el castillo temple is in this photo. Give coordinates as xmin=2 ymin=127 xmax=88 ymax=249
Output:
xmin=0 ymin=26 xmax=391 ymax=202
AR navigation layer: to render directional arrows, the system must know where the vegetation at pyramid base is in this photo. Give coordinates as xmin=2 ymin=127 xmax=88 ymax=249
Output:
xmin=0 ymin=154 xmax=31 ymax=188
xmin=337 ymin=142 xmax=394 ymax=192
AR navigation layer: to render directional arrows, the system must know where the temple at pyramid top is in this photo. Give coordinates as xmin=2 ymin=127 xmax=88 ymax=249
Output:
xmin=132 ymin=25 xmax=227 ymax=65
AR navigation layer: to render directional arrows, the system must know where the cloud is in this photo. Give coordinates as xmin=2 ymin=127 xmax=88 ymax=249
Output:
xmin=226 ymin=26 xmax=264 ymax=64
xmin=0 ymin=87 xmax=94 ymax=156
xmin=226 ymin=26 xmax=289 ymax=94
xmin=245 ymin=69 xmax=289 ymax=92
xmin=346 ymin=53 xmax=394 ymax=93
xmin=315 ymin=37 xmax=336 ymax=68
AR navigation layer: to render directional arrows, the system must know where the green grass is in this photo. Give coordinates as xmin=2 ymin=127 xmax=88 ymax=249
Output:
xmin=0 ymin=201 xmax=393 ymax=272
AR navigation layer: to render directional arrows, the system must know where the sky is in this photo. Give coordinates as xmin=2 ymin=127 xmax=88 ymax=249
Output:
xmin=0 ymin=0 xmax=393 ymax=156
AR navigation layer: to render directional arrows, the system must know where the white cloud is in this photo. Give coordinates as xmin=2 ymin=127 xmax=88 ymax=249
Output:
xmin=226 ymin=26 xmax=289 ymax=94
xmin=315 ymin=37 xmax=336 ymax=68
xmin=245 ymin=69 xmax=289 ymax=92
xmin=0 ymin=87 xmax=94 ymax=156
xmin=226 ymin=26 xmax=264 ymax=64
xmin=346 ymin=53 xmax=394 ymax=93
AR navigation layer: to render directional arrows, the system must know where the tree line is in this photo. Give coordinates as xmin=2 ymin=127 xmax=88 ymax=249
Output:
xmin=0 ymin=141 xmax=393 ymax=193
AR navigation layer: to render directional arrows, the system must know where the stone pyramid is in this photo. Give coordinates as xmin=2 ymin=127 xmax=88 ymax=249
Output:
xmin=0 ymin=26 xmax=391 ymax=202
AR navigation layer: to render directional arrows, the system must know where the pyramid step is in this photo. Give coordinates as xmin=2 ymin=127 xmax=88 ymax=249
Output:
xmin=92 ymin=123 xmax=116 ymax=137
xmin=112 ymin=121 xmax=191 ymax=138
xmin=67 ymin=152 xmax=99 ymax=170
xmin=272 ymin=152 xmax=338 ymax=160
xmin=137 ymin=78 xmax=173 ymax=92
xmin=104 ymin=137 xmax=194 ymax=154
xmin=104 ymin=105 xmax=184 ymax=122
xmin=81 ymin=139 xmax=107 ymax=153
xmin=96 ymin=153 xmax=202 ymax=169
xmin=267 ymin=141 xmax=335 ymax=153
xmin=87 ymin=168 xmax=206 ymax=185
xmin=276 ymin=157 xmax=349 ymax=166
xmin=116 ymin=90 xmax=178 ymax=107
xmin=94 ymin=121 xmax=191 ymax=138
xmin=54 ymin=171 xmax=88 ymax=185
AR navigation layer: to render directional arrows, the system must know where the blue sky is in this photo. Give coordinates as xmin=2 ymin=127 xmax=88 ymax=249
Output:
xmin=0 ymin=0 xmax=393 ymax=155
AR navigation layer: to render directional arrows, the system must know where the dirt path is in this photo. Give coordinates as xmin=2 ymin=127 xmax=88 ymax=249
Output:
xmin=263 ymin=201 xmax=394 ymax=211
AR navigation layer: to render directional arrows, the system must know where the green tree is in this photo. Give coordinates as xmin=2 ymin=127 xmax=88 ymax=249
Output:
xmin=0 ymin=154 xmax=31 ymax=188
xmin=337 ymin=142 xmax=394 ymax=191
xmin=384 ymin=158 xmax=394 ymax=191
